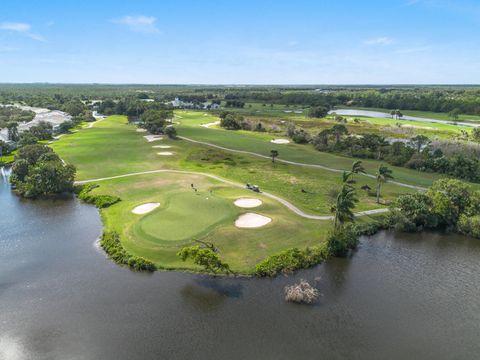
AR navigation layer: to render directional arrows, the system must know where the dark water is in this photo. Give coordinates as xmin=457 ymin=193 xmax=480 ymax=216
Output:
xmin=1 ymin=177 xmax=480 ymax=360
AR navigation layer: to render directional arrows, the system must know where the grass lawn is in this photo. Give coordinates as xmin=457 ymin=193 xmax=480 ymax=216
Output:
xmin=91 ymin=172 xmax=330 ymax=273
xmin=176 ymin=111 xmax=455 ymax=188
xmin=50 ymin=114 xmax=442 ymax=273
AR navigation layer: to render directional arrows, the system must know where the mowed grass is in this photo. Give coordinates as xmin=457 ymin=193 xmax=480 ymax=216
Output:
xmin=52 ymin=115 xmax=411 ymax=214
xmin=49 ymin=114 xmax=421 ymax=272
xmin=92 ymin=172 xmax=331 ymax=273
xmin=177 ymin=111 xmax=451 ymax=187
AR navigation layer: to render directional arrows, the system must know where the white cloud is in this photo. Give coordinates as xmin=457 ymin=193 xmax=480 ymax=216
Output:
xmin=0 ymin=22 xmax=46 ymax=41
xmin=364 ymin=37 xmax=393 ymax=45
xmin=112 ymin=15 xmax=160 ymax=34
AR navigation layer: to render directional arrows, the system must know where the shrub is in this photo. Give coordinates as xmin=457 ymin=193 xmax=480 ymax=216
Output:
xmin=284 ymin=280 xmax=319 ymax=304
xmin=457 ymin=215 xmax=480 ymax=238
xmin=77 ymin=183 xmax=120 ymax=208
xmin=100 ymin=232 xmax=156 ymax=272
xmin=326 ymin=225 xmax=359 ymax=257
xmin=255 ymin=245 xmax=329 ymax=277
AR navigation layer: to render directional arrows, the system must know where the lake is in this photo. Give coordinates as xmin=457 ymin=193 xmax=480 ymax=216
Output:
xmin=1 ymin=175 xmax=479 ymax=360
xmin=330 ymin=109 xmax=480 ymax=128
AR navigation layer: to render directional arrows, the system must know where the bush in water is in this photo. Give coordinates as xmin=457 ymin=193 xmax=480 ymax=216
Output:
xmin=284 ymin=280 xmax=319 ymax=304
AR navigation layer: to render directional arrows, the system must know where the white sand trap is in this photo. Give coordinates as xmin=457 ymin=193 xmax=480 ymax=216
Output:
xmin=235 ymin=213 xmax=272 ymax=228
xmin=157 ymin=152 xmax=173 ymax=156
xmin=136 ymin=128 xmax=147 ymax=132
xmin=201 ymin=121 xmax=220 ymax=128
xmin=152 ymin=145 xmax=172 ymax=149
xmin=144 ymin=135 xmax=163 ymax=142
xmin=234 ymin=198 xmax=263 ymax=208
xmin=270 ymin=139 xmax=290 ymax=144
xmin=132 ymin=203 xmax=160 ymax=214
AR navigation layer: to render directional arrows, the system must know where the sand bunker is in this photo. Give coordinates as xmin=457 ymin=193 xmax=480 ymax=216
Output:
xmin=270 ymin=139 xmax=290 ymax=144
xmin=136 ymin=128 xmax=147 ymax=132
xmin=132 ymin=203 xmax=160 ymax=214
xmin=201 ymin=121 xmax=220 ymax=128
xmin=157 ymin=152 xmax=173 ymax=156
xmin=234 ymin=198 xmax=263 ymax=208
xmin=235 ymin=213 xmax=271 ymax=228
xmin=152 ymin=145 xmax=172 ymax=149
xmin=144 ymin=135 xmax=163 ymax=142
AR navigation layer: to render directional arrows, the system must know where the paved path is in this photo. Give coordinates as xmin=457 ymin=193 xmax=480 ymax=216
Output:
xmin=76 ymin=169 xmax=389 ymax=220
xmin=178 ymin=136 xmax=426 ymax=191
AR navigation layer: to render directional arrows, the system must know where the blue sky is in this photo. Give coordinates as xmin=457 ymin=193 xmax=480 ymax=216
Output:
xmin=0 ymin=0 xmax=479 ymax=84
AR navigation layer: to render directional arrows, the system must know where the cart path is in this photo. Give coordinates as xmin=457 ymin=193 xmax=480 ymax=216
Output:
xmin=75 ymin=169 xmax=389 ymax=220
xmin=178 ymin=135 xmax=426 ymax=191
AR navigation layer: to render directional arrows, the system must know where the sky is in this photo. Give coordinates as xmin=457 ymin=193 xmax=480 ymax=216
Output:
xmin=0 ymin=0 xmax=479 ymax=84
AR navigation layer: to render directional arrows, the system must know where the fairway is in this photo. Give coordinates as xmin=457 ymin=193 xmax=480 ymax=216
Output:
xmin=50 ymin=114 xmax=436 ymax=272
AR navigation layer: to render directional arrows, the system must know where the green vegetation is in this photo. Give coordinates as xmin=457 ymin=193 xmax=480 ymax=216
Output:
xmin=177 ymin=244 xmax=232 ymax=275
xmin=255 ymin=245 xmax=329 ymax=277
xmin=100 ymin=232 xmax=156 ymax=272
xmin=391 ymin=179 xmax=480 ymax=239
xmin=10 ymin=144 xmax=75 ymax=198
xmin=6 ymin=84 xmax=478 ymax=275
xmin=76 ymin=184 xmax=121 ymax=208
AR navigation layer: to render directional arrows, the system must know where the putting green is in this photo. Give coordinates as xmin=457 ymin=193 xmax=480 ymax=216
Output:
xmin=135 ymin=192 xmax=235 ymax=242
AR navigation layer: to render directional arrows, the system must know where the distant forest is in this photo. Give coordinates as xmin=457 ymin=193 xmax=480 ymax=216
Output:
xmin=1 ymin=84 xmax=480 ymax=115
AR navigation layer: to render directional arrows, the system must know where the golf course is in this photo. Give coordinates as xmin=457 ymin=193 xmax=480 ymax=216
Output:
xmin=51 ymin=111 xmax=467 ymax=273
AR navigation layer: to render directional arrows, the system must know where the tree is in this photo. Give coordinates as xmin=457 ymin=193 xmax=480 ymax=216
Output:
xmin=10 ymin=147 xmax=76 ymax=198
xmin=395 ymin=109 xmax=403 ymax=120
xmin=409 ymin=134 xmax=430 ymax=153
xmin=219 ymin=114 xmax=242 ymax=130
xmin=164 ymin=126 xmax=177 ymax=139
xmin=141 ymin=109 xmax=171 ymax=134
xmin=7 ymin=122 xmax=18 ymax=141
xmin=331 ymin=124 xmax=348 ymax=145
xmin=316 ymin=129 xmax=331 ymax=147
xmin=307 ymin=106 xmax=329 ymax=118
xmin=448 ymin=108 xmax=461 ymax=121
xmin=270 ymin=149 xmax=279 ymax=163
xmin=177 ymin=245 xmax=232 ymax=274
xmin=331 ymin=177 xmax=358 ymax=231
xmin=390 ymin=110 xmax=396 ymax=119
xmin=375 ymin=164 xmax=393 ymax=203
xmin=17 ymin=131 xmax=39 ymax=147
xmin=350 ymin=160 xmax=366 ymax=182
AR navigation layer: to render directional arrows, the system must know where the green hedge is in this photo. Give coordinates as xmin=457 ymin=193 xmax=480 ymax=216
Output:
xmin=255 ymin=245 xmax=329 ymax=277
xmin=100 ymin=231 xmax=156 ymax=272
xmin=76 ymin=183 xmax=121 ymax=208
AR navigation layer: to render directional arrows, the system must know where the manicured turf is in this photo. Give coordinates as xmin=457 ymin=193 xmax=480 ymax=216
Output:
xmin=50 ymin=114 xmax=448 ymax=273
xmin=90 ymin=172 xmax=331 ymax=272
xmin=176 ymin=111 xmax=451 ymax=187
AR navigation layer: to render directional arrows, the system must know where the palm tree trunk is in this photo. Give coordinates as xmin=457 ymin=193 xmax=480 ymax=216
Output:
xmin=376 ymin=183 xmax=381 ymax=203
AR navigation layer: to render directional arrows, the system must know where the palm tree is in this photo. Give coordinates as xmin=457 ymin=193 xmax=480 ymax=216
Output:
xmin=270 ymin=149 xmax=279 ymax=163
xmin=331 ymin=183 xmax=359 ymax=230
xmin=395 ymin=109 xmax=403 ymax=120
xmin=390 ymin=110 xmax=395 ymax=119
xmin=375 ymin=165 xmax=393 ymax=204
xmin=350 ymin=160 xmax=366 ymax=182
